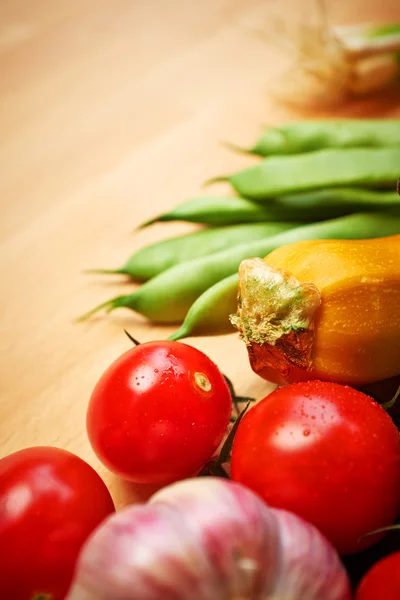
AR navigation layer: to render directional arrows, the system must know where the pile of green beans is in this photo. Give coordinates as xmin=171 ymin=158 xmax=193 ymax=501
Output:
xmin=168 ymin=210 xmax=400 ymax=340
xmin=82 ymin=118 xmax=400 ymax=338
xmin=80 ymin=221 xmax=296 ymax=323
xmin=87 ymin=222 xmax=293 ymax=282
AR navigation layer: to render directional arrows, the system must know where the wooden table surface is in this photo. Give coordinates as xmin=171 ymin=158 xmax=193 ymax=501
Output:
xmin=1 ymin=0 xmax=400 ymax=507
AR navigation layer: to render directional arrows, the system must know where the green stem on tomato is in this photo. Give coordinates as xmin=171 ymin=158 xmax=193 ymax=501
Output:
xmin=209 ymin=462 xmax=230 ymax=478
xmin=223 ymin=374 xmax=256 ymax=417
xmin=198 ymin=403 xmax=250 ymax=478
xmin=224 ymin=375 xmax=240 ymax=416
xmin=360 ymin=522 xmax=400 ymax=540
xmin=381 ymin=385 xmax=400 ymax=411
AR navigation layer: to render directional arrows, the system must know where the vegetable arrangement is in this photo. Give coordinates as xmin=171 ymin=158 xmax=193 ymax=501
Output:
xmin=67 ymin=116 xmax=400 ymax=596
xmin=81 ymin=118 xmax=400 ymax=336
xmin=3 ymin=110 xmax=400 ymax=596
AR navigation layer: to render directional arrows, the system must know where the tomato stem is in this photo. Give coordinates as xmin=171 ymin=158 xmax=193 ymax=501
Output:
xmin=381 ymin=385 xmax=400 ymax=411
xmin=224 ymin=375 xmax=256 ymax=417
xmin=359 ymin=521 xmax=400 ymax=540
xmin=224 ymin=375 xmax=240 ymax=416
xmin=210 ymin=462 xmax=230 ymax=478
xmin=218 ymin=402 xmax=250 ymax=465
xmin=199 ymin=403 xmax=250 ymax=478
xmin=124 ymin=330 xmax=141 ymax=346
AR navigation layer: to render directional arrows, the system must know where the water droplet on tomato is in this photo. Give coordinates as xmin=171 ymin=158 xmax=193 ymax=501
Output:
xmin=303 ymin=429 xmax=310 ymax=437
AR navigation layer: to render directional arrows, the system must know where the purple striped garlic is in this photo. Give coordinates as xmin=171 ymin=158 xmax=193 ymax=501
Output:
xmin=66 ymin=478 xmax=351 ymax=600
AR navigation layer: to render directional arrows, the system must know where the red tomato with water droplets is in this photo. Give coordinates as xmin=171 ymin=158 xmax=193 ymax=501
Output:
xmin=0 ymin=447 xmax=114 ymax=600
xmin=87 ymin=341 xmax=232 ymax=484
xmin=355 ymin=551 xmax=400 ymax=600
xmin=231 ymin=381 xmax=400 ymax=555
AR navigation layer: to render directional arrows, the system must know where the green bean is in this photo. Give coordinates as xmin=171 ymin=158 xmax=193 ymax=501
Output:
xmin=78 ymin=221 xmax=295 ymax=324
xmin=168 ymin=209 xmax=400 ymax=340
xmin=213 ymin=148 xmax=400 ymax=200
xmin=86 ymin=223 xmax=287 ymax=282
xmin=168 ymin=274 xmax=239 ymax=340
xmin=140 ymin=189 xmax=400 ymax=229
xmin=265 ymin=188 xmax=400 ymax=220
xmin=232 ymin=119 xmax=400 ymax=157
xmin=138 ymin=196 xmax=282 ymax=227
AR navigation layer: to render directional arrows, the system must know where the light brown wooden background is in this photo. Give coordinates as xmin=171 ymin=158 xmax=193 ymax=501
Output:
xmin=1 ymin=0 xmax=399 ymax=507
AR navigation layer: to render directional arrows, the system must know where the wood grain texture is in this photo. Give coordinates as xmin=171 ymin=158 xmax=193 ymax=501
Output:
xmin=1 ymin=0 xmax=399 ymax=507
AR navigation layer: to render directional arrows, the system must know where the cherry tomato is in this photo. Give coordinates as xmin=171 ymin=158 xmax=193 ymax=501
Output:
xmin=231 ymin=381 xmax=400 ymax=555
xmin=355 ymin=551 xmax=400 ymax=600
xmin=0 ymin=446 xmax=115 ymax=600
xmin=87 ymin=341 xmax=232 ymax=484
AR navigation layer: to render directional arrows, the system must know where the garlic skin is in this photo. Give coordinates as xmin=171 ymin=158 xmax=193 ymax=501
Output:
xmin=150 ymin=478 xmax=281 ymax=599
xmin=269 ymin=508 xmax=350 ymax=599
xmin=66 ymin=478 xmax=351 ymax=600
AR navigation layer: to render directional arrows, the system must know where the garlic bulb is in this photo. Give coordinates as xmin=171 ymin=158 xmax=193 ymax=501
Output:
xmin=66 ymin=478 xmax=351 ymax=600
